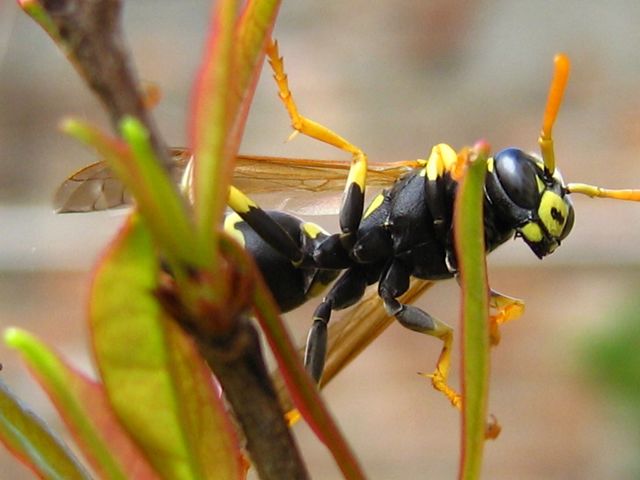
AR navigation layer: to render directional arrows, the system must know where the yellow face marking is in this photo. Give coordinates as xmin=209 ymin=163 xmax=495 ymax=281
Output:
xmin=425 ymin=143 xmax=457 ymax=180
xmin=301 ymin=221 xmax=328 ymax=240
xmin=228 ymin=185 xmax=257 ymax=214
xmin=486 ymin=157 xmax=494 ymax=173
xmin=538 ymin=190 xmax=568 ymax=238
xmin=520 ymin=222 xmax=543 ymax=242
xmin=223 ymin=213 xmax=246 ymax=247
xmin=363 ymin=193 xmax=384 ymax=219
xmin=536 ymin=176 xmax=545 ymax=193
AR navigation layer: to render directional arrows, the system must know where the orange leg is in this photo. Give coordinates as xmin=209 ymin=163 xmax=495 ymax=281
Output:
xmin=489 ymin=289 xmax=525 ymax=346
xmin=267 ymin=39 xmax=368 ymax=237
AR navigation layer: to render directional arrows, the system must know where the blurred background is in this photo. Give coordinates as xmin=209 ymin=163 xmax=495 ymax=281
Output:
xmin=1 ymin=1 xmax=640 ymax=478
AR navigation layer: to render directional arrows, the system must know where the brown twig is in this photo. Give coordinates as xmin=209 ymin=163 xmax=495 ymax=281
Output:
xmin=199 ymin=318 xmax=309 ymax=480
xmin=38 ymin=0 xmax=169 ymax=163
xmin=156 ymin=263 xmax=310 ymax=480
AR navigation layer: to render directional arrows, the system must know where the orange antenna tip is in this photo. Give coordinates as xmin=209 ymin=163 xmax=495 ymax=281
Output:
xmin=539 ymin=53 xmax=571 ymax=174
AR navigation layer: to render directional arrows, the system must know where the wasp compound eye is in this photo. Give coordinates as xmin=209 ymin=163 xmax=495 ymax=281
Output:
xmin=493 ymin=148 xmax=541 ymax=210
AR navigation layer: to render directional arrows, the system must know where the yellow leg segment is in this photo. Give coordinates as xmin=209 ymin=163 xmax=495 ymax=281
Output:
xmin=267 ymin=40 xmax=369 ymax=233
xmin=266 ymin=40 xmax=367 ymax=168
xmin=419 ymin=289 xmax=523 ymax=410
xmin=227 ymin=185 xmax=258 ymax=214
xmin=489 ymin=289 xmax=525 ymax=346
xmin=419 ymin=320 xmax=462 ymax=409
xmin=227 ymin=185 xmax=305 ymax=265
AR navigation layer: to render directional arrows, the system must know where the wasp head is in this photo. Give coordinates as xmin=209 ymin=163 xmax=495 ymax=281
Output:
xmin=485 ymin=148 xmax=574 ymax=258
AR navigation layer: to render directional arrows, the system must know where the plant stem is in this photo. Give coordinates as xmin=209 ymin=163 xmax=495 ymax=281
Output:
xmin=196 ymin=316 xmax=310 ymax=480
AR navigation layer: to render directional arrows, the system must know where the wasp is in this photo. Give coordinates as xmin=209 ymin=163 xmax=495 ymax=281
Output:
xmin=55 ymin=40 xmax=640 ymax=407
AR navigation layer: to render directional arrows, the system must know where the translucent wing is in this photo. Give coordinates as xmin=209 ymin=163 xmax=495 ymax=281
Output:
xmin=55 ymin=149 xmax=420 ymax=214
xmin=54 ymin=148 xmax=191 ymax=213
xmin=234 ymin=155 xmax=419 ymax=192
xmin=234 ymin=155 xmax=420 ymax=215
xmin=54 ymin=160 xmax=132 ymax=213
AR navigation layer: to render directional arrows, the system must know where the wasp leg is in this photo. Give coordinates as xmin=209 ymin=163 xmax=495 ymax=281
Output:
xmin=379 ymin=259 xmax=461 ymax=408
xmin=488 ymin=289 xmax=525 ymax=346
xmin=227 ymin=185 xmax=311 ymax=266
xmin=267 ymin=40 xmax=368 ymax=244
xmin=423 ymin=143 xmax=464 ymax=272
xmin=305 ymin=267 xmax=369 ymax=381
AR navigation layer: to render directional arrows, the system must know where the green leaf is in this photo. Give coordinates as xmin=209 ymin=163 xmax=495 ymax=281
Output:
xmin=61 ymin=118 xmax=199 ymax=269
xmin=244 ymin=244 xmax=365 ymax=480
xmin=191 ymin=2 xmax=364 ymax=474
xmin=0 ymin=378 xmax=91 ymax=480
xmin=190 ymin=0 xmax=238 ymax=260
xmin=18 ymin=1 xmax=61 ymax=42
xmin=5 ymin=328 xmax=160 ymax=480
xmin=90 ymin=214 xmax=244 ymax=480
xmin=229 ymin=0 xmax=281 ymax=146
xmin=235 ymin=1 xmax=281 ymax=99
xmin=190 ymin=0 xmax=281 ymax=264
xmin=454 ymin=145 xmax=490 ymax=479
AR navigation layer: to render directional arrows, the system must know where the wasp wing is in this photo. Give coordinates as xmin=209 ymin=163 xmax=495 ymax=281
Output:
xmin=234 ymin=156 xmax=418 ymax=192
xmin=235 ymin=156 xmax=419 ymax=215
xmin=55 ymin=150 xmax=420 ymax=214
xmin=54 ymin=148 xmax=191 ymax=213
xmin=54 ymin=160 xmax=130 ymax=213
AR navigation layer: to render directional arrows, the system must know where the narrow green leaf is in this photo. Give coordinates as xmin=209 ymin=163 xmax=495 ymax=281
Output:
xmin=243 ymin=248 xmax=365 ymax=479
xmin=190 ymin=0 xmax=239 ymax=264
xmin=5 ymin=328 xmax=160 ymax=480
xmin=190 ymin=0 xmax=280 ymax=264
xmin=119 ymin=117 xmax=200 ymax=266
xmin=0 ymin=378 xmax=91 ymax=480
xmin=18 ymin=0 xmax=61 ymax=42
xmin=90 ymin=214 xmax=244 ymax=480
xmin=61 ymin=118 xmax=198 ymax=269
xmin=454 ymin=145 xmax=490 ymax=480
xmin=229 ymin=0 xmax=281 ymax=146
xmin=235 ymin=1 xmax=281 ymax=93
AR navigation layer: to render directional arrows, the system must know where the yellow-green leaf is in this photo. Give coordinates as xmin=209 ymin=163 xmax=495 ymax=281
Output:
xmin=90 ymin=213 xmax=244 ymax=480
xmin=454 ymin=145 xmax=490 ymax=479
xmin=5 ymin=328 xmax=159 ymax=480
xmin=62 ymin=118 xmax=198 ymax=269
xmin=190 ymin=0 xmax=281 ymax=264
xmin=0 ymin=378 xmax=91 ymax=480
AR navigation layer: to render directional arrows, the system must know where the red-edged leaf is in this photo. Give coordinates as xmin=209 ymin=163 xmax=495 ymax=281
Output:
xmin=62 ymin=118 xmax=198 ymax=269
xmin=228 ymin=0 xmax=281 ymax=154
xmin=18 ymin=0 xmax=61 ymax=43
xmin=0 ymin=377 xmax=91 ymax=480
xmin=251 ymin=271 xmax=366 ymax=480
xmin=90 ymin=214 xmax=244 ymax=480
xmin=190 ymin=0 xmax=239 ymax=262
xmin=189 ymin=0 xmax=280 ymax=263
xmin=5 ymin=328 xmax=160 ymax=480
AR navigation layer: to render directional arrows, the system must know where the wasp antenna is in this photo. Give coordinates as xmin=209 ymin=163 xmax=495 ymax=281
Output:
xmin=538 ymin=53 xmax=570 ymax=175
xmin=566 ymin=183 xmax=640 ymax=201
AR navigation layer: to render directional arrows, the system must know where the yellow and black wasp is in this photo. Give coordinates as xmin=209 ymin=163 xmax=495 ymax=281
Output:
xmin=55 ymin=41 xmax=640 ymax=407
